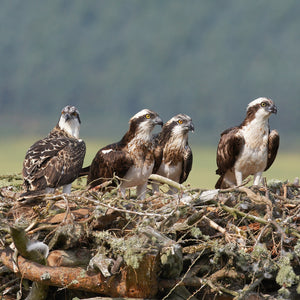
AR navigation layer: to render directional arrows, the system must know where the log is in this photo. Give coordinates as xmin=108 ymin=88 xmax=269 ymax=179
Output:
xmin=0 ymin=248 xmax=159 ymax=298
xmin=47 ymin=249 xmax=91 ymax=267
xmin=10 ymin=225 xmax=50 ymax=300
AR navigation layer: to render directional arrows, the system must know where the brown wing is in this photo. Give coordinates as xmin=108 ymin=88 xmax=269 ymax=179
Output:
xmin=264 ymin=130 xmax=279 ymax=171
xmin=87 ymin=143 xmax=133 ymax=188
xmin=180 ymin=145 xmax=193 ymax=184
xmin=23 ymin=136 xmax=86 ymax=191
xmin=152 ymin=134 xmax=163 ymax=174
xmin=216 ymin=127 xmax=245 ymax=176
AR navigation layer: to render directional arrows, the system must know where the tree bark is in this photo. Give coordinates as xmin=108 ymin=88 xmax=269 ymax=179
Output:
xmin=0 ymin=248 xmax=159 ymax=298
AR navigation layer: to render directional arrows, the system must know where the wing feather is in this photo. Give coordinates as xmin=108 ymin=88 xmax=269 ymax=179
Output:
xmin=265 ymin=130 xmax=279 ymax=171
xmin=216 ymin=127 xmax=244 ymax=175
xmin=88 ymin=143 xmax=133 ymax=188
xmin=152 ymin=134 xmax=163 ymax=174
xmin=180 ymin=145 xmax=193 ymax=184
xmin=23 ymin=136 xmax=86 ymax=191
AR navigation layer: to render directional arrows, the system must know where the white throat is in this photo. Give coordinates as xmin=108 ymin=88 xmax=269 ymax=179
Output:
xmin=127 ymin=123 xmax=153 ymax=151
xmin=58 ymin=117 xmax=80 ymax=138
xmin=168 ymin=128 xmax=188 ymax=150
xmin=134 ymin=122 xmax=153 ymax=142
xmin=241 ymin=113 xmax=269 ymax=149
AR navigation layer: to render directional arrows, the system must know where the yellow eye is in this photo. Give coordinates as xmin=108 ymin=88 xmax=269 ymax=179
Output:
xmin=261 ymin=102 xmax=267 ymax=107
xmin=145 ymin=114 xmax=151 ymax=119
xmin=178 ymin=119 xmax=183 ymax=124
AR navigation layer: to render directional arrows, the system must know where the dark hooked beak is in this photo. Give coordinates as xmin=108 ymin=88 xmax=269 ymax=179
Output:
xmin=154 ymin=116 xmax=163 ymax=127
xmin=189 ymin=122 xmax=195 ymax=132
xmin=268 ymin=104 xmax=277 ymax=114
xmin=64 ymin=113 xmax=71 ymax=121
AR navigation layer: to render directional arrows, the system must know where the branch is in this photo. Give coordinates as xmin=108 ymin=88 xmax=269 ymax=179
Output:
xmin=0 ymin=248 xmax=159 ymax=298
xmin=149 ymin=174 xmax=183 ymax=191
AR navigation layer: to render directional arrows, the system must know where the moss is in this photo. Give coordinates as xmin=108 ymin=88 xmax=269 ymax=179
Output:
xmin=276 ymin=256 xmax=298 ymax=288
xmin=251 ymin=243 xmax=269 ymax=260
xmin=294 ymin=239 xmax=300 ymax=257
xmin=235 ymin=248 xmax=252 ymax=272
xmin=160 ymin=244 xmax=183 ymax=278
xmin=278 ymin=286 xmax=291 ymax=299
xmin=190 ymin=226 xmax=202 ymax=238
xmin=92 ymin=231 xmax=149 ymax=269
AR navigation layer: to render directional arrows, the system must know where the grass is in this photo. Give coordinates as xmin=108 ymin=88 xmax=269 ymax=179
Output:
xmin=1 ymin=137 xmax=299 ymax=189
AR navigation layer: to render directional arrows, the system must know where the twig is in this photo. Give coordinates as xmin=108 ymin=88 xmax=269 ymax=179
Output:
xmin=202 ymin=215 xmax=232 ymax=243
xmin=83 ymin=195 xmax=175 ymax=218
xmin=0 ymin=278 xmax=19 ymax=292
xmin=234 ymin=275 xmax=264 ymax=300
xmin=161 ymin=251 xmax=203 ymax=300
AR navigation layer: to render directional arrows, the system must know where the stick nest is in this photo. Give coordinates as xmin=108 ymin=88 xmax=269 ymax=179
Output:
xmin=0 ymin=174 xmax=300 ymax=300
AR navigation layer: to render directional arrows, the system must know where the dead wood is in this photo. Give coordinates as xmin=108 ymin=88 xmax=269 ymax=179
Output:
xmin=1 ymin=174 xmax=300 ymax=299
xmin=9 ymin=225 xmax=49 ymax=300
xmin=0 ymin=248 xmax=159 ymax=298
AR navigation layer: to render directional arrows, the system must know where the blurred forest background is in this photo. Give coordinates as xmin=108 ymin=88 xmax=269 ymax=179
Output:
xmin=0 ymin=0 xmax=299 ymax=185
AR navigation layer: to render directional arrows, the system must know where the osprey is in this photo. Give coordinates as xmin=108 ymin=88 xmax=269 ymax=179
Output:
xmin=215 ymin=97 xmax=279 ymax=189
xmin=22 ymin=105 xmax=86 ymax=196
xmin=87 ymin=109 xmax=163 ymax=199
xmin=152 ymin=114 xmax=194 ymax=192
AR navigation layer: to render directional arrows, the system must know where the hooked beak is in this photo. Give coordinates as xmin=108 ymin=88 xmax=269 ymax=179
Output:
xmin=64 ymin=113 xmax=71 ymax=121
xmin=189 ymin=122 xmax=195 ymax=132
xmin=268 ymin=104 xmax=277 ymax=114
xmin=154 ymin=116 xmax=163 ymax=127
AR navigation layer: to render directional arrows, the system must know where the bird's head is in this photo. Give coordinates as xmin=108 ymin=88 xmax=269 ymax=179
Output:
xmin=58 ymin=105 xmax=81 ymax=138
xmin=166 ymin=114 xmax=194 ymax=136
xmin=129 ymin=109 xmax=163 ymax=138
xmin=247 ymin=97 xmax=277 ymax=120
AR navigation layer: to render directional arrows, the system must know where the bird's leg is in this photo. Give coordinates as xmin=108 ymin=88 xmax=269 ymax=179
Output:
xmin=119 ymin=186 xmax=126 ymax=198
xmin=235 ymin=170 xmax=243 ymax=186
xmin=45 ymin=187 xmax=55 ymax=194
xmin=253 ymin=172 xmax=263 ymax=186
xmin=151 ymin=182 xmax=160 ymax=194
xmin=62 ymin=184 xmax=72 ymax=194
xmin=136 ymin=183 xmax=147 ymax=200
xmin=167 ymin=185 xmax=177 ymax=195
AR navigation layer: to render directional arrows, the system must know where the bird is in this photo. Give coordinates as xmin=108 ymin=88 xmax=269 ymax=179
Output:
xmin=215 ymin=97 xmax=279 ymax=189
xmin=22 ymin=105 xmax=86 ymax=197
xmin=152 ymin=114 xmax=194 ymax=193
xmin=87 ymin=109 xmax=163 ymax=199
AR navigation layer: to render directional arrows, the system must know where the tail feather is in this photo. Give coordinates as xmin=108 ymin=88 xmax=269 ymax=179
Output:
xmin=79 ymin=166 xmax=90 ymax=177
xmin=18 ymin=189 xmax=47 ymax=202
xmin=215 ymin=175 xmax=224 ymax=189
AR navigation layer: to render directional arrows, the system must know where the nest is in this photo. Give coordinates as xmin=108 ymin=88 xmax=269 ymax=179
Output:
xmin=0 ymin=174 xmax=300 ymax=300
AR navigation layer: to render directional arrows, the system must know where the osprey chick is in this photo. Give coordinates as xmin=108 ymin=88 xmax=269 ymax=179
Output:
xmin=22 ymin=106 xmax=86 ymax=196
xmin=87 ymin=109 xmax=163 ymax=199
xmin=152 ymin=114 xmax=194 ymax=192
xmin=215 ymin=98 xmax=279 ymax=189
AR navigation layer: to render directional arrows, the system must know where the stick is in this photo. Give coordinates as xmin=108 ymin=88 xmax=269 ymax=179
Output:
xmin=149 ymin=174 xmax=183 ymax=191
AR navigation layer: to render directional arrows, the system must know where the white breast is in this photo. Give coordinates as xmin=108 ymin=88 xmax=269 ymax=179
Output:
xmin=122 ymin=162 xmax=154 ymax=188
xmin=235 ymin=122 xmax=269 ymax=177
xmin=156 ymin=161 xmax=182 ymax=183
